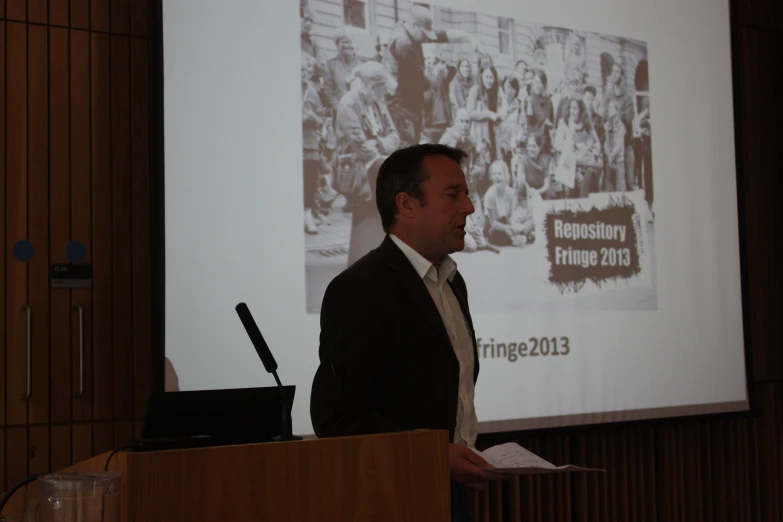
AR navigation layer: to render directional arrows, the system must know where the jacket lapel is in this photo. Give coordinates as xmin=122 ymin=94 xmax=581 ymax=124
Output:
xmin=448 ymin=276 xmax=480 ymax=382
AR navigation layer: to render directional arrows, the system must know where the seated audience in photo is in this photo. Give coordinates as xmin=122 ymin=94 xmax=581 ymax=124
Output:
xmin=483 ymin=161 xmax=534 ymax=247
xmin=497 ymin=75 xmax=526 ymax=163
xmin=463 ymin=192 xmax=489 ymax=253
xmin=524 ymin=68 xmax=554 ymax=152
xmin=449 ymin=57 xmax=474 ymax=115
xmin=440 ymin=108 xmax=490 ymax=203
xmin=513 ymin=133 xmax=553 ymax=200
xmin=466 ymin=65 xmax=502 ymax=167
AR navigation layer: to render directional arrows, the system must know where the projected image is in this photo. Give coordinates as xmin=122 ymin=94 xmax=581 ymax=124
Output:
xmin=300 ymin=0 xmax=656 ymax=313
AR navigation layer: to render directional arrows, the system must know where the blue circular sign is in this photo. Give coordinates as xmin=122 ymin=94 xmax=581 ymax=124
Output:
xmin=66 ymin=241 xmax=87 ymax=263
xmin=13 ymin=240 xmax=35 ymax=262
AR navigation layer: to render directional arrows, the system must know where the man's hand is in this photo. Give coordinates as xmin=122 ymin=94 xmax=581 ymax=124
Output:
xmin=449 ymin=443 xmax=493 ymax=488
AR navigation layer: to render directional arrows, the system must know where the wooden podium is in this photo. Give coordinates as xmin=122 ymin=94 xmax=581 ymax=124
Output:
xmin=4 ymin=429 xmax=451 ymax=522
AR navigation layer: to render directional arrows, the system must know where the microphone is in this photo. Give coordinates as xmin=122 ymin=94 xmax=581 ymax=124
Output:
xmin=235 ymin=302 xmax=302 ymax=442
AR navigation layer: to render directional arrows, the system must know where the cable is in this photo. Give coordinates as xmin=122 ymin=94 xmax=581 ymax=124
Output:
xmin=104 ymin=444 xmax=135 ymax=471
xmin=0 ymin=435 xmax=215 ymax=516
xmin=103 ymin=435 xmax=215 ymax=471
xmin=0 ymin=474 xmax=43 ymax=516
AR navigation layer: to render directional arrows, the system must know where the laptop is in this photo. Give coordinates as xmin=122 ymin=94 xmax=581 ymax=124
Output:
xmin=138 ymin=386 xmax=296 ymax=451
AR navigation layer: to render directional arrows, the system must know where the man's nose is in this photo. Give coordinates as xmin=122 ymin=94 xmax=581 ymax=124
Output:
xmin=463 ymin=195 xmax=475 ymax=215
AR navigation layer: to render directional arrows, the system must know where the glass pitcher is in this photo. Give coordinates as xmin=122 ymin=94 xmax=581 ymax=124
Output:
xmin=26 ymin=472 xmax=121 ymax=522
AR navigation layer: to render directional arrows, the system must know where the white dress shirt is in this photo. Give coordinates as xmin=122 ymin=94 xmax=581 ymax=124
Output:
xmin=389 ymin=234 xmax=478 ymax=447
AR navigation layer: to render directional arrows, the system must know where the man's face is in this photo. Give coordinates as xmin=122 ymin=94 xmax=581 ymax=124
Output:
xmin=301 ymin=58 xmax=313 ymax=81
xmin=412 ymin=155 xmax=475 ymax=259
xmin=568 ymin=80 xmax=581 ymax=98
xmin=456 ymin=112 xmax=471 ymax=136
xmin=301 ymin=16 xmax=313 ymax=35
xmin=339 ymin=39 xmax=355 ymax=58
xmin=532 ymin=73 xmax=544 ymax=94
xmin=367 ymin=81 xmax=386 ymax=103
xmin=610 ymin=64 xmax=622 ymax=84
xmin=583 ymin=91 xmax=595 ymax=112
xmin=411 ymin=22 xmax=431 ymax=43
xmin=526 ymin=137 xmax=540 ymax=158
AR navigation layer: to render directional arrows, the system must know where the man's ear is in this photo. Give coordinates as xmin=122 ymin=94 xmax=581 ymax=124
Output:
xmin=394 ymin=192 xmax=417 ymax=220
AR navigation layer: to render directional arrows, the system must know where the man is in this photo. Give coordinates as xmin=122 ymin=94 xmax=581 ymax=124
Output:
xmin=605 ymin=62 xmax=636 ymax=190
xmin=311 ymin=144 xmax=493 ymax=521
xmin=439 ymin=108 xmax=483 ymax=166
xmin=554 ymin=69 xmax=584 ymax=125
xmin=582 ymin=86 xmax=605 ymax=190
xmin=439 ymin=108 xmax=489 ymax=209
xmin=300 ymin=4 xmax=328 ymax=89
xmin=384 ymin=5 xmax=479 ymax=147
xmin=422 ymin=50 xmax=457 ymax=144
xmin=322 ymin=32 xmax=363 ymax=113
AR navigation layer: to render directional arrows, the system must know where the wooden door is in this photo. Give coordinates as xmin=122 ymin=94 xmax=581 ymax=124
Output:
xmin=1 ymin=2 xmax=153 ymax=494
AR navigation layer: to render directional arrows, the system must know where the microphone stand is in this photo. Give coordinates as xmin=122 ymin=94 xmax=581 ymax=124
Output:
xmin=271 ymin=370 xmax=302 ymax=442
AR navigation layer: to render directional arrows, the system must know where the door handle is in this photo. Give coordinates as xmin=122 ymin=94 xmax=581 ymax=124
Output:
xmin=73 ymin=304 xmax=85 ymax=398
xmin=22 ymin=304 xmax=32 ymax=400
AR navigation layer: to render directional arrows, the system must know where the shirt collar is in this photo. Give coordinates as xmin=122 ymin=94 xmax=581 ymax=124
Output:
xmin=389 ymin=234 xmax=457 ymax=285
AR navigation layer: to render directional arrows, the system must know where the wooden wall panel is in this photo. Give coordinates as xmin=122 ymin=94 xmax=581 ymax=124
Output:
xmin=71 ymin=424 xmax=92 ymax=466
xmin=51 ymin=424 xmax=72 ymax=473
xmin=5 ymin=0 xmax=26 ymax=22
xmin=130 ymin=0 xmax=150 ymax=37
xmin=49 ymin=26 xmax=72 ymax=425
xmin=754 ymin=384 xmax=783 ymax=520
xmin=112 ymin=0 xmax=131 ymax=35
xmin=93 ymin=420 xmax=114 ymax=455
xmin=27 ymin=24 xmax=51 ymax=426
xmin=0 ymin=21 xmax=6 ymax=430
xmin=738 ymin=0 xmax=783 ymax=31
xmin=70 ymin=30 xmax=94 ymax=423
xmin=92 ymin=32 xmax=114 ymax=421
xmin=71 ymin=0 xmax=90 ymax=30
xmin=5 ymin=21 xmax=29 ymax=427
xmin=0 ymin=429 xmax=4 ymax=491
xmin=5 ymin=427 xmax=27 ymax=488
xmin=92 ymin=0 xmax=111 ymax=33
xmin=131 ymin=39 xmax=152 ymax=417
xmin=28 ymin=0 xmax=47 ymax=25
xmin=738 ymin=26 xmax=783 ymax=382
xmin=111 ymin=36 xmax=134 ymax=420
xmin=114 ymin=420 xmax=134 ymax=448
xmin=49 ymin=1 xmax=69 ymax=27
xmin=28 ymin=426 xmax=50 ymax=475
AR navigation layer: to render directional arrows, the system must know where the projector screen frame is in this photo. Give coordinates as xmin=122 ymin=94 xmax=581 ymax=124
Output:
xmin=147 ymin=0 xmax=759 ymax=436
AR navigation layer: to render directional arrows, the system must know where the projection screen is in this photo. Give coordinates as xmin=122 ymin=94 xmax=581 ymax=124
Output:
xmin=154 ymin=0 xmax=750 ymax=435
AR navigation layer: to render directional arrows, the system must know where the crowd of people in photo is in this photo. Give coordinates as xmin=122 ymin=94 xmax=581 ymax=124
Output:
xmin=301 ymin=2 xmax=654 ymax=262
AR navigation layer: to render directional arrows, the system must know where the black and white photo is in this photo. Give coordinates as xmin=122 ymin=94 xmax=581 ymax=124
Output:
xmin=300 ymin=0 xmax=656 ymax=313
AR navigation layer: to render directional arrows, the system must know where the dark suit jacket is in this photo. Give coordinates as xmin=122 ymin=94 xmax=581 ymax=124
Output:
xmin=310 ymin=235 xmax=479 ymax=442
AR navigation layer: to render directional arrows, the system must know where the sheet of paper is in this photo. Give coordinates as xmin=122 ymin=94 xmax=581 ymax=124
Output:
xmin=475 ymin=442 xmax=605 ymax=475
xmin=481 ymin=442 xmax=556 ymax=469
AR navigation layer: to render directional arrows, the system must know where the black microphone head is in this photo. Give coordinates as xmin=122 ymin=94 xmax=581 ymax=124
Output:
xmin=235 ymin=302 xmax=278 ymax=373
